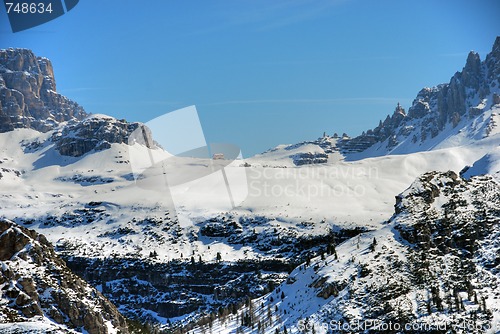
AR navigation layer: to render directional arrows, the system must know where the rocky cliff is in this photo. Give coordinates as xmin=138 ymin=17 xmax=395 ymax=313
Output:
xmin=338 ymin=36 xmax=500 ymax=155
xmin=0 ymin=48 xmax=156 ymax=157
xmin=0 ymin=219 xmax=129 ymax=333
xmin=0 ymin=48 xmax=86 ymax=133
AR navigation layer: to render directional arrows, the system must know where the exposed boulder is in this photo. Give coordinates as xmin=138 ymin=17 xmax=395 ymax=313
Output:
xmin=291 ymin=152 xmax=328 ymax=166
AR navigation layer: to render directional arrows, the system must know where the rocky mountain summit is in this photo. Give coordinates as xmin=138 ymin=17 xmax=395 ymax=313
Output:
xmin=262 ymin=36 xmax=500 ymax=165
xmin=0 ymin=48 xmax=86 ymax=133
xmin=340 ymin=36 xmax=500 ymax=155
xmin=0 ymin=48 xmax=155 ymax=157
xmin=0 ymin=219 xmax=129 ymax=333
xmin=51 ymin=115 xmax=154 ymax=157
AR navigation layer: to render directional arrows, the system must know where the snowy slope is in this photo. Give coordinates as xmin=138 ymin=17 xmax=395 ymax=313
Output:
xmin=246 ymin=136 xmax=343 ymax=168
xmin=462 ymin=145 xmax=500 ymax=181
xmin=0 ymin=127 xmax=498 ymax=262
xmin=0 ymin=121 xmax=498 ymax=329
xmin=190 ymin=172 xmax=500 ymax=334
xmin=0 ymin=39 xmax=499 ymax=331
xmin=0 ymin=318 xmax=80 ymax=334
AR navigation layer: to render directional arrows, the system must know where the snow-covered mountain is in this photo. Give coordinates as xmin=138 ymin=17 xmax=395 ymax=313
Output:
xmin=251 ymin=36 xmax=500 ymax=166
xmin=0 ymin=37 xmax=499 ymax=333
xmin=190 ymin=171 xmax=500 ymax=334
xmin=0 ymin=48 xmax=155 ymax=157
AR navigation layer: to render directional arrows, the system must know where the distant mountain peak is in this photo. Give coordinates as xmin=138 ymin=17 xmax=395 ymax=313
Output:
xmin=251 ymin=37 xmax=500 ymax=166
xmin=338 ymin=36 xmax=500 ymax=158
xmin=0 ymin=48 xmax=157 ymax=157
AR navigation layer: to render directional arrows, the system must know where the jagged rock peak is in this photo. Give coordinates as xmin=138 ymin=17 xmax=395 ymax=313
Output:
xmin=0 ymin=48 xmax=86 ymax=133
xmin=465 ymin=51 xmax=481 ymax=73
xmin=393 ymin=102 xmax=406 ymax=117
xmin=0 ymin=48 xmax=50 ymax=76
xmin=0 ymin=219 xmax=129 ymax=333
xmin=493 ymin=36 xmax=500 ymax=55
xmin=337 ymin=37 xmax=500 ymax=154
xmin=460 ymin=50 xmax=483 ymax=90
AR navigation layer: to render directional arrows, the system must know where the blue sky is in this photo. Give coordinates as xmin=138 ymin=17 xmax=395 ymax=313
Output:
xmin=1 ymin=0 xmax=499 ymax=156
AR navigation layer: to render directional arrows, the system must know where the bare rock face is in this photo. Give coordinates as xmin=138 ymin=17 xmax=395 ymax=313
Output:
xmin=0 ymin=48 xmax=156 ymax=157
xmin=485 ymin=36 xmax=500 ymax=88
xmin=291 ymin=152 xmax=328 ymax=166
xmin=395 ymin=171 xmax=498 ymax=256
xmin=0 ymin=219 xmax=129 ymax=333
xmin=0 ymin=48 xmax=86 ymax=132
xmin=338 ymin=37 xmax=500 ymax=153
xmin=51 ymin=115 xmax=154 ymax=157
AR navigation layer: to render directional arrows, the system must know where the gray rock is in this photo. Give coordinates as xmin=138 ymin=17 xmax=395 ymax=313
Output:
xmin=0 ymin=219 xmax=129 ymax=333
xmin=291 ymin=152 xmax=328 ymax=166
xmin=338 ymin=37 xmax=500 ymax=154
xmin=0 ymin=48 xmax=86 ymax=132
xmin=51 ymin=115 xmax=154 ymax=157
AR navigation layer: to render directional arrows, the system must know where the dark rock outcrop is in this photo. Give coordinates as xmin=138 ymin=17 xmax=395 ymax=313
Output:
xmin=395 ymin=171 xmax=499 ymax=258
xmin=51 ymin=115 xmax=154 ymax=157
xmin=291 ymin=152 xmax=328 ymax=166
xmin=0 ymin=219 xmax=129 ymax=333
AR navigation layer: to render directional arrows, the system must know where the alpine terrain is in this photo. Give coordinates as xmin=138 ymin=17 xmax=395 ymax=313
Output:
xmin=0 ymin=37 xmax=499 ymax=333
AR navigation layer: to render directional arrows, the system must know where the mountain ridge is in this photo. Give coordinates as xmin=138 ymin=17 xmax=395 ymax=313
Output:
xmin=190 ymin=171 xmax=500 ymax=333
xmin=250 ymin=36 xmax=500 ymax=166
xmin=344 ymin=36 xmax=500 ymax=156
xmin=0 ymin=38 xmax=499 ymax=332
